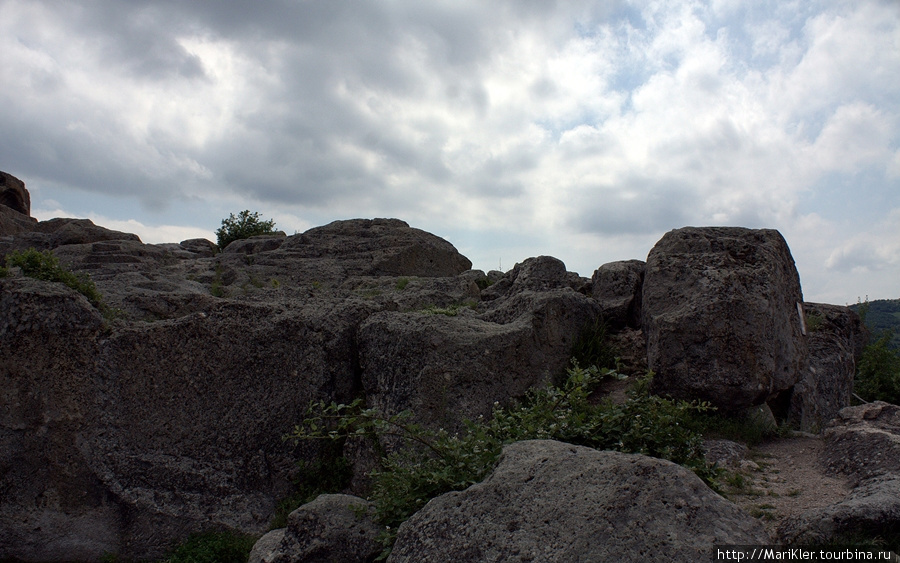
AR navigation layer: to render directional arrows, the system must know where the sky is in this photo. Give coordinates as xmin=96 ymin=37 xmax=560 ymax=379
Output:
xmin=1 ymin=0 xmax=898 ymax=305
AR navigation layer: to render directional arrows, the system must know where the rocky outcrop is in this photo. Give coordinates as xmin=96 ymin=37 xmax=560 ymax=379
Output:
xmin=0 ymin=171 xmax=30 ymax=216
xmin=591 ymin=259 xmax=644 ymax=329
xmin=822 ymin=401 xmax=900 ymax=485
xmin=642 ymin=227 xmax=808 ymax=413
xmin=1 ymin=195 xmax=869 ymax=561
xmin=0 ymin=214 xmax=612 ymax=561
xmin=388 ymin=440 xmax=770 ymax=562
xmin=480 ymin=255 xmax=586 ymax=300
xmin=0 ymin=171 xmax=37 ymax=236
xmin=788 ymin=303 xmax=866 ymax=432
xmin=250 ymin=494 xmax=382 ymax=563
xmin=360 ymin=289 xmax=601 ymax=430
xmin=777 ymin=472 xmax=900 ymax=546
xmin=778 ymin=402 xmax=900 ymax=545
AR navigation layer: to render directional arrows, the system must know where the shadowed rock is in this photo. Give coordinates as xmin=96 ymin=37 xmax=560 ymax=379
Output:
xmin=389 ymin=440 xmax=770 ymax=562
xmin=642 ymin=227 xmax=808 ymax=413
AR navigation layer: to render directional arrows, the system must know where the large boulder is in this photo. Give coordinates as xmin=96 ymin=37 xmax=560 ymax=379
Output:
xmin=0 ymin=217 xmax=481 ymax=561
xmin=0 ymin=171 xmax=30 ymax=216
xmin=480 ymin=256 xmax=587 ymax=301
xmin=642 ymin=227 xmax=808 ymax=413
xmin=280 ymin=218 xmax=472 ymax=278
xmin=0 ymin=171 xmax=37 ymax=236
xmin=359 ymin=290 xmax=602 ymax=430
xmin=388 ymin=440 xmax=770 ymax=562
xmin=822 ymin=402 xmax=900 ymax=485
xmin=0 ymin=289 xmax=377 ymax=560
xmin=788 ymin=303 xmax=866 ymax=432
xmin=591 ymin=259 xmax=644 ymax=329
xmin=777 ymin=473 xmax=900 ymax=546
xmin=0 ymin=217 xmax=141 ymax=256
xmin=250 ymin=494 xmax=383 ymax=563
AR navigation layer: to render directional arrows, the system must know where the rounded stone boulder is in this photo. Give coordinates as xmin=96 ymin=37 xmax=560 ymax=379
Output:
xmin=389 ymin=440 xmax=770 ymax=562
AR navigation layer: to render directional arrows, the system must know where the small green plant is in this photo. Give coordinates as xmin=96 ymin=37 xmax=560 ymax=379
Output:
xmin=395 ymin=278 xmax=410 ymax=290
xmin=210 ymin=264 xmax=226 ymax=298
xmin=422 ymin=304 xmax=463 ymax=316
xmin=270 ymin=441 xmax=353 ymax=529
xmin=289 ymin=364 xmax=717 ymax=558
xmin=163 ymin=530 xmax=258 ymax=563
xmin=4 ymin=248 xmax=106 ymax=309
xmin=215 ymin=210 xmax=277 ymax=249
xmin=0 ymin=265 xmax=8 ymax=278
xmin=270 ymin=278 xmax=281 ymax=289
xmin=571 ymin=317 xmax=618 ymax=370
xmin=474 ymin=276 xmax=494 ymax=290
xmin=805 ymin=311 xmax=825 ymax=332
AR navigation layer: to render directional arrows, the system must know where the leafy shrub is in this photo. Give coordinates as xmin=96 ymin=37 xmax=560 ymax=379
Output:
xmin=163 ymin=530 xmax=258 ymax=563
xmin=270 ymin=440 xmax=353 ymax=529
xmin=854 ymin=331 xmax=900 ymax=404
xmin=5 ymin=248 xmax=105 ymax=307
xmin=570 ymin=318 xmax=618 ymax=370
xmin=215 ymin=210 xmax=277 ymax=249
xmin=289 ymin=364 xmax=716 ymax=558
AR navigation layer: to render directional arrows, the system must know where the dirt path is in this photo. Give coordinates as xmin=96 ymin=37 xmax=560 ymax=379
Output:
xmin=722 ymin=434 xmax=852 ymax=538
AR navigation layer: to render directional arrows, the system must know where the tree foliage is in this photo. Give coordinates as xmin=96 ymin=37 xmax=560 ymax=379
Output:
xmin=215 ymin=210 xmax=277 ymax=249
xmin=855 ymin=332 xmax=900 ymax=405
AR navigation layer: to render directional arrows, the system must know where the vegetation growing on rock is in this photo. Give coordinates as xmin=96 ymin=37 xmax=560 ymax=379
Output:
xmin=289 ymin=363 xmax=718 ymax=558
xmin=4 ymin=247 xmax=105 ymax=308
xmin=215 ymin=209 xmax=277 ymax=249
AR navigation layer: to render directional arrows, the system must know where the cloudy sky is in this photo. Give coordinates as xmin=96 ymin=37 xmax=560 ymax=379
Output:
xmin=1 ymin=0 xmax=898 ymax=304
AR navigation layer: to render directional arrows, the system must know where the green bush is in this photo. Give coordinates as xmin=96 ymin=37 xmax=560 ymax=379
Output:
xmin=4 ymin=248 xmax=104 ymax=307
xmin=215 ymin=210 xmax=277 ymax=249
xmin=854 ymin=331 xmax=900 ymax=404
xmin=163 ymin=530 xmax=258 ymax=563
xmin=270 ymin=440 xmax=353 ymax=529
xmin=570 ymin=318 xmax=618 ymax=370
xmin=289 ymin=364 xmax=716 ymax=558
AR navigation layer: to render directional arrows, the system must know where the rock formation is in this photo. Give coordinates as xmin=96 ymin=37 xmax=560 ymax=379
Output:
xmin=0 ymin=171 xmax=30 ymax=216
xmin=388 ymin=440 xmax=769 ymax=562
xmin=778 ymin=402 xmax=900 ymax=545
xmin=642 ymin=227 xmax=808 ymax=413
xmin=249 ymin=494 xmax=382 ymax=563
xmin=0 ymin=169 xmax=875 ymax=560
xmin=788 ymin=303 xmax=867 ymax=432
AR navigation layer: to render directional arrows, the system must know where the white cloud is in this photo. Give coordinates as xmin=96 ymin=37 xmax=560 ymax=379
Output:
xmin=2 ymin=0 xmax=899 ymax=303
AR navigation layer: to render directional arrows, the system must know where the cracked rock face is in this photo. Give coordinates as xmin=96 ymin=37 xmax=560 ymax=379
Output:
xmin=0 ymin=213 xmax=606 ymax=561
xmin=642 ymin=227 xmax=808 ymax=413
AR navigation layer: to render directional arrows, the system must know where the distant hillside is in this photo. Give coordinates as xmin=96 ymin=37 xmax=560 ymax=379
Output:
xmin=850 ymin=298 xmax=900 ymax=349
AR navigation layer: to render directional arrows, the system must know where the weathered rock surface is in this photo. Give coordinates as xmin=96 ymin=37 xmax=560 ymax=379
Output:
xmin=388 ymin=440 xmax=770 ymax=562
xmin=250 ymin=494 xmax=382 ymax=563
xmin=788 ymin=303 xmax=866 ymax=432
xmin=591 ymin=259 xmax=644 ymax=329
xmin=0 ymin=171 xmax=30 ymax=216
xmin=0 ymin=171 xmax=38 ymax=236
xmin=823 ymin=402 xmax=900 ymax=485
xmin=0 ymin=182 xmax=867 ymax=561
xmin=777 ymin=402 xmax=900 ymax=545
xmin=480 ymin=256 xmax=587 ymax=301
xmin=0 ymin=213 xmax=615 ymax=561
xmin=360 ymin=289 xmax=601 ymax=430
xmin=642 ymin=227 xmax=807 ymax=413
xmin=777 ymin=472 xmax=900 ymax=546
